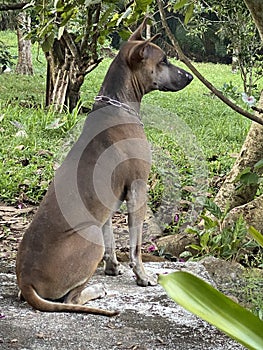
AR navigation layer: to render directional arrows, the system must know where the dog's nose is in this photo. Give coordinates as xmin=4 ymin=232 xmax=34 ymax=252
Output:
xmin=186 ymin=72 xmax=193 ymax=83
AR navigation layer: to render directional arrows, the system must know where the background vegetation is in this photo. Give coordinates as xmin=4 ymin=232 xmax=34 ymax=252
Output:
xmin=0 ymin=31 xmax=251 ymax=204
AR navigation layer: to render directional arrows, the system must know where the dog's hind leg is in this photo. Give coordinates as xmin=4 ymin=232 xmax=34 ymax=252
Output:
xmin=64 ymin=283 xmax=107 ymax=305
xmin=103 ymin=218 xmax=125 ymax=276
xmin=126 ymin=180 xmax=157 ymax=286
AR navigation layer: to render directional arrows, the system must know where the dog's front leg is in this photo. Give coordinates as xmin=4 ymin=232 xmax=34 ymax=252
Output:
xmin=103 ymin=218 xmax=125 ymax=276
xmin=127 ymin=183 xmax=157 ymax=286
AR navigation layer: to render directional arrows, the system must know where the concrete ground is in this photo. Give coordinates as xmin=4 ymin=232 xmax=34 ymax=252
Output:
xmin=0 ymin=261 xmax=245 ymax=350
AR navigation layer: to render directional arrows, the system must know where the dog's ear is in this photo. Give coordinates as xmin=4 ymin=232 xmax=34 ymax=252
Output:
xmin=127 ymin=33 xmax=162 ymax=66
xmin=128 ymin=17 xmax=149 ymax=41
xmin=127 ymin=40 xmax=151 ymax=66
xmin=128 ymin=17 xmax=161 ymax=43
xmin=149 ymin=33 xmax=162 ymax=42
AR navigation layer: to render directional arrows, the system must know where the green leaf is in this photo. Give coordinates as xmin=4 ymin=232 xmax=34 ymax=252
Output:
xmin=41 ymin=32 xmax=55 ymax=52
xmin=235 ymin=167 xmax=251 ymax=182
xmin=201 ymin=214 xmax=218 ymax=229
xmin=118 ymin=29 xmax=131 ymax=40
xmin=239 ymin=172 xmax=259 ymax=185
xmin=173 ymin=0 xmax=188 ymax=11
xmin=136 ymin=0 xmax=154 ymax=11
xmin=254 ymin=158 xmax=263 ymax=170
xmin=187 ymin=244 xmax=202 ymax=251
xmin=179 ymin=250 xmax=192 ymax=258
xmin=55 ymin=0 xmax=65 ymax=12
xmin=158 ymin=271 xmax=263 ymax=349
xmin=184 ymin=3 xmax=194 ymax=25
xmin=60 ymin=9 xmax=76 ymax=26
xmin=248 ymin=226 xmax=263 ymax=247
xmin=204 ymin=198 xmax=222 ymax=219
xmin=58 ymin=26 xmax=65 ymax=40
xmin=200 ymin=231 xmax=210 ymax=248
xmin=185 ymin=227 xmax=198 ymax=235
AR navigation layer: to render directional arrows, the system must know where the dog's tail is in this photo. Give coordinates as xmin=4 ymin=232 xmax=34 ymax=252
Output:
xmin=19 ymin=285 xmax=119 ymax=317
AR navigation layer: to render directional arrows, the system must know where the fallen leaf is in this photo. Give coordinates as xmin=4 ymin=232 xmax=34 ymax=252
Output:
xmin=10 ymin=339 xmax=18 ymax=343
xmin=36 ymin=332 xmax=45 ymax=339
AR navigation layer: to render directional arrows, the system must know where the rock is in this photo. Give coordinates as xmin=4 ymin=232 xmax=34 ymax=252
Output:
xmin=117 ymin=252 xmax=166 ymax=263
xmin=144 ymin=207 xmax=163 ymax=240
xmin=222 ymin=196 xmax=263 ymax=233
xmin=199 ymin=256 xmax=244 ymax=282
xmin=199 ymin=256 xmax=245 ymax=303
xmin=156 ymin=233 xmax=199 ymax=258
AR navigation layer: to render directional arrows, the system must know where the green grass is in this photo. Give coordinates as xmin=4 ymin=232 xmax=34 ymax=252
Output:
xmin=0 ymin=105 xmax=63 ymax=203
xmin=143 ymin=63 xmax=251 ymax=170
xmin=242 ymin=269 xmax=263 ymax=320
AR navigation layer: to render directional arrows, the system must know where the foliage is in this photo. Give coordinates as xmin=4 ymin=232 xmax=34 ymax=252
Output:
xmin=23 ymin=0 xmax=158 ymax=111
xmin=0 ymin=40 xmax=13 ymax=67
xmin=248 ymin=226 xmax=263 ymax=259
xmin=183 ymin=199 xmax=262 ymax=266
xmin=169 ymin=0 xmax=263 ymax=97
xmin=158 ymin=271 xmax=263 ymax=349
xmin=28 ymin=0 xmax=153 ymax=52
xmin=242 ymin=268 xmax=263 ymax=320
xmin=232 ymin=159 xmax=263 ymax=198
xmin=220 ymin=81 xmax=240 ymax=101
xmin=0 ymin=102 xmax=86 ymax=204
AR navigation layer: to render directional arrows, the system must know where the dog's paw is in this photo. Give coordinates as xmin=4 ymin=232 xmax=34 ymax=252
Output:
xmin=136 ymin=274 xmax=158 ymax=287
xmin=104 ymin=262 xmax=125 ymax=276
xmin=92 ymin=283 xmax=107 ymax=299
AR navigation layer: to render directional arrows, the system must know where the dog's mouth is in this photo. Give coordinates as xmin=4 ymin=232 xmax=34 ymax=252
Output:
xmin=159 ymin=86 xmax=169 ymax=92
xmin=159 ymin=74 xmax=193 ymax=92
xmin=159 ymin=85 xmax=184 ymax=92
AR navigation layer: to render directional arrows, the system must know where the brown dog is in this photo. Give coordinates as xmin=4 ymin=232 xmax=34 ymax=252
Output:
xmin=16 ymin=18 xmax=193 ymax=316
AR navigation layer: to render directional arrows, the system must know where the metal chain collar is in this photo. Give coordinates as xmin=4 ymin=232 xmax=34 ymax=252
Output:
xmin=94 ymin=95 xmax=141 ymax=120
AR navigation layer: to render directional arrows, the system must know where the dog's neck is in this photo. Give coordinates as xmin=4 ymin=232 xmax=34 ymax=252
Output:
xmin=96 ymin=54 xmax=144 ymax=115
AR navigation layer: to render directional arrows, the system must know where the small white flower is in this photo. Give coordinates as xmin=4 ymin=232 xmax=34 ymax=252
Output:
xmin=15 ymin=130 xmax=28 ymax=138
xmin=241 ymin=93 xmax=256 ymax=106
xmin=45 ymin=118 xmax=64 ymax=129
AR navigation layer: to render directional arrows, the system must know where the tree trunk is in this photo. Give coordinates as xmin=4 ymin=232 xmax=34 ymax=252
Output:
xmin=215 ymin=0 xmax=263 ymax=231
xmin=45 ymin=34 xmax=101 ymax=112
xmin=244 ymin=0 xmax=263 ymax=40
xmin=146 ymin=24 xmax=151 ymax=39
xmin=45 ymin=5 xmax=102 ymax=112
xmin=223 ymin=195 xmax=263 ymax=232
xmin=215 ymin=92 xmax=263 ymax=210
xmin=15 ymin=13 xmax=33 ymax=75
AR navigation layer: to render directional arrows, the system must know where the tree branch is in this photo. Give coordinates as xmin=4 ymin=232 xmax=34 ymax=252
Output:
xmin=0 ymin=3 xmax=30 ymax=11
xmin=157 ymin=0 xmax=263 ymax=127
xmin=252 ymin=106 xmax=263 ymax=114
xmin=62 ymin=30 xmax=79 ymax=58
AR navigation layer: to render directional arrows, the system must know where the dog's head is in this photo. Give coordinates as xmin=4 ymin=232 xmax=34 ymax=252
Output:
xmin=124 ymin=18 xmax=193 ymax=94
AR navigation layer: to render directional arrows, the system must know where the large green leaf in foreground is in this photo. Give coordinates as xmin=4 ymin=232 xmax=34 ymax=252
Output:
xmin=248 ymin=226 xmax=263 ymax=247
xmin=158 ymin=271 xmax=263 ymax=350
